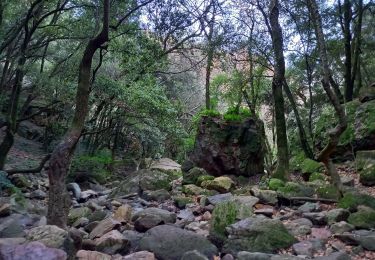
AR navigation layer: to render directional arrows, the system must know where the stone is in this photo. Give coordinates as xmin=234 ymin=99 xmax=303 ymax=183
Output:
xmin=183 ymin=167 xmax=208 ymax=185
xmin=26 ymin=225 xmax=75 ymax=257
xmin=150 ymin=158 xmax=182 ymax=176
xmin=250 ymin=188 xmax=278 ymax=205
xmin=181 ymin=250 xmax=209 ymax=260
xmin=196 ymin=175 xmax=215 ymax=187
xmin=223 ymin=217 xmax=296 ymax=254
xmin=113 ymin=204 xmax=132 ymax=222
xmin=314 ymin=251 xmax=351 ymax=260
xmin=0 ymin=238 xmax=26 ymax=247
xmin=292 ymin=240 xmax=314 ymax=257
xmin=183 ymin=184 xmax=205 ymax=195
xmin=302 ymin=212 xmax=327 ymax=225
xmin=67 ymin=183 xmax=81 ymax=199
xmin=341 ymin=176 xmax=355 ymax=187
xmin=0 ymin=241 xmax=67 ymax=260
xmin=357 ymin=150 xmax=375 ymax=186
xmin=326 ymin=209 xmax=350 ymax=225
xmin=185 ymin=221 xmax=210 ymax=237
xmin=348 ymin=208 xmax=375 ymax=229
xmin=284 ymin=218 xmax=313 ymax=237
xmin=122 ymin=251 xmax=156 ymax=260
xmin=78 ymin=190 xmax=98 ymax=202
xmin=202 ymin=176 xmax=235 ymax=193
xmin=132 ymin=208 xmax=176 ymax=224
xmin=29 ymin=189 xmax=47 ymax=200
xmin=0 ymin=215 xmax=28 ymax=238
xmin=89 ymin=218 xmax=121 ymax=239
xmin=207 ymin=193 xmax=233 ymax=205
xmin=233 ymin=196 xmax=259 ymax=219
xmin=190 ymin=116 xmax=265 ymax=177
xmin=330 ymin=221 xmax=355 ymax=234
xmin=336 ymin=230 xmax=375 ymax=251
xmin=87 ymin=210 xmax=107 ymax=223
xmin=122 ymin=230 xmax=144 ymax=251
xmin=139 ymin=225 xmax=217 ymax=260
xmin=177 ymin=209 xmax=195 ymax=222
xmin=0 ymin=203 xmax=11 ymax=217
xmin=359 ymin=83 xmax=375 ymax=103
xmin=142 ymin=189 xmax=171 ymax=202
xmin=95 ymin=230 xmax=129 ymax=254
xmin=298 ymin=202 xmax=320 ymax=213
xmin=254 ymin=208 xmax=273 ymax=217
xmin=72 ymin=217 xmax=89 ymax=228
xmin=68 ymin=207 xmax=92 ymax=225
xmin=277 ymin=182 xmax=314 ymax=199
xmin=76 ymin=250 xmax=111 ymax=260
xmin=311 ymin=227 xmax=332 ymax=241
xmin=173 ymin=196 xmax=193 ymax=209
xmin=237 ymin=251 xmax=272 ymax=260
xmin=181 ymin=160 xmax=194 ymax=173
xmin=132 ymin=208 xmax=176 ymax=232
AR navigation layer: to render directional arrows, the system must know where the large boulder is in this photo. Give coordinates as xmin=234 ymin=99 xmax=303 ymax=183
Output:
xmin=223 ymin=217 xmax=296 ymax=254
xmin=132 ymin=208 xmax=176 ymax=232
xmin=139 ymin=224 xmax=218 ymax=260
xmin=150 ymin=158 xmax=182 ymax=178
xmin=0 ymin=241 xmax=67 ymax=260
xmin=356 ymin=150 xmax=375 ymax=186
xmin=191 ymin=116 xmax=265 ymax=177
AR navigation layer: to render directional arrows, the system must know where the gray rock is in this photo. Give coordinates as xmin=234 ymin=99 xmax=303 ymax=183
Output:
xmin=207 ymin=193 xmax=233 ymax=205
xmin=302 ymin=212 xmax=327 ymax=225
xmin=67 ymin=183 xmax=81 ymax=199
xmin=251 ymin=188 xmax=278 ymax=205
xmin=292 ymin=240 xmax=314 ymax=257
xmin=94 ymin=230 xmax=129 ymax=255
xmin=142 ymin=189 xmax=171 ymax=202
xmin=122 ymin=251 xmax=156 ymax=260
xmin=68 ymin=207 xmax=91 ymax=225
xmin=0 ymin=241 xmax=67 ymax=260
xmin=177 ymin=209 xmax=195 ymax=222
xmin=30 ymin=190 xmax=46 ymax=200
xmin=122 ymin=230 xmax=144 ymax=251
xmin=330 ymin=221 xmax=355 ymax=235
xmin=297 ymin=202 xmax=320 ymax=213
xmin=284 ymin=218 xmax=313 ymax=237
xmin=237 ymin=252 xmax=272 ymax=260
xmin=336 ymin=230 xmax=375 ymax=251
xmin=0 ymin=215 xmax=30 ymax=238
xmin=132 ymin=208 xmax=176 ymax=223
xmin=89 ymin=218 xmax=121 ymax=239
xmin=139 ymin=224 xmax=218 ymax=260
xmin=326 ymin=209 xmax=350 ymax=225
xmin=181 ymin=250 xmax=209 ymax=260
xmin=314 ymin=251 xmax=351 ymax=260
xmin=0 ymin=204 xmax=11 ymax=217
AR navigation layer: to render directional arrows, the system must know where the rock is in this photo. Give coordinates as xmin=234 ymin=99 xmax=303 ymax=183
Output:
xmin=173 ymin=196 xmax=193 ymax=209
xmin=177 ymin=209 xmax=195 ymax=222
xmin=341 ymin=176 xmax=355 ymax=187
xmin=26 ymin=225 xmax=75 ymax=257
xmin=223 ymin=217 xmax=296 ymax=254
xmin=132 ymin=208 xmax=176 ymax=232
xmin=268 ymin=178 xmax=285 ymax=191
xmin=86 ymin=201 xmax=102 ymax=211
xmin=89 ymin=218 xmax=121 ymax=239
xmin=337 ymin=230 xmax=375 ymax=251
xmin=311 ymin=227 xmax=332 ymax=241
xmin=314 ymin=251 xmax=351 ymax=260
xmin=207 ymin=193 xmax=233 ymax=205
xmin=78 ymin=190 xmax=98 ymax=202
xmin=8 ymin=174 xmax=31 ymax=189
xmin=250 ymin=188 xmax=278 ymax=205
xmin=150 ymin=158 xmax=182 ymax=177
xmin=201 ymin=176 xmax=235 ymax=193
xmin=68 ymin=207 xmax=91 ymax=225
xmin=254 ymin=208 xmax=273 ymax=217
xmin=67 ymin=183 xmax=81 ymax=199
xmin=181 ymin=250 xmax=209 ymax=260
xmin=87 ymin=210 xmax=107 ymax=223
xmin=113 ymin=204 xmax=132 ymax=223
xmin=76 ymin=250 xmax=111 ymax=260
xmin=221 ymin=254 xmax=234 ymax=260
xmin=72 ymin=217 xmax=89 ymax=228
xmin=142 ymin=189 xmax=171 ymax=202
xmin=183 ymin=184 xmax=205 ymax=195
xmin=326 ymin=209 xmax=350 ymax=225
xmin=122 ymin=251 xmax=155 ymax=260
xmin=237 ymin=251 xmax=272 ymax=260
xmin=233 ymin=196 xmax=259 ymax=219
xmin=17 ymin=121 xmax=44 ymax=141
xmin=95 ymin=230 xmax=129 ymax=254
xmin=0 ymin=241 xmax=67 ymax=260
xmin=0 ymin=238 xmax=26 ymax=246
xmin=122 ymin=230 xmax=144 ymax=251
xmin=0 ymin=204 xmax=11 ymax=217
xmin=139 ymin=224 xmax=218 ymax=260
xmin=132 ymin=208 xmax=176 ymax=224
xmin=302 ymin=212 xmax=327 ymax=225
xmin=181 ymin=160 xmax=194 ymax=173
xmin=277 ymin=182 xmax=314 ymax=199
xmin=196 ymin=175 xmax=215 ymax=187
xmin=0 ymin=215 xmax=28 ymax=238
xmin=29 ymin=189 xmax=47 ymax=200
xmin=284 ymin=218 xmax=313 ymax=237
xmin=183 ymin=167 xmax=208 ymax=185
xmin=185 ymin=221 xmax=210 ymax=237
xmin=298 ymin=202 xmax=320 ymax=213
xmin=348 ymin=208 xmax=375 ymax=229
xmin=357 ymin=150 xmax=375 ymax=186
xmin=330 ymin=221 xmax=355 ymax=234
xmin=190 ymin=116 xmax=265 ymax=177
xmin=292 ymin=240 xmax=314 ymax=257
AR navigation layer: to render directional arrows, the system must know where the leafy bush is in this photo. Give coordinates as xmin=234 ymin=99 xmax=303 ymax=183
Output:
xmin=338 ymin=192 xmax=375 ymax=211
xmin=223 ymin=107 xmax=252 ymax=122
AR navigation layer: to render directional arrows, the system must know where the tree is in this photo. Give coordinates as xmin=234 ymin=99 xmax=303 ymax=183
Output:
xmin=47 ymin=0 xmax=110 ymax=227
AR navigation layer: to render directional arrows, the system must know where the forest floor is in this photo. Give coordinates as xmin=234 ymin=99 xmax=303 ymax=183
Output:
xmin=1 ymin=132 xmax=375 ymax=259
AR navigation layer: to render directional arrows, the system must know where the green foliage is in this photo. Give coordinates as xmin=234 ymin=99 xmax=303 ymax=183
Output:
xmin=223 ymin=107 xmax=252 ymax=122
xmin=301 ymin=158 xmax=324 ymax=174
xmin=277 ymin=182 xmax=314 ymax=198
xmin=196 ymin=175 xmax=215 ymax=186
xmin=268 ymin=178 xmax=285 ymax=191
xmin=348 ymin=209 xmax=375 ymax=229
xmin=309 ymin=172 xmax=326 ymax=182
xmin=69 ymin=149 xmax=112 ymax=184
xmin=316 ymin=185 xmax=340 ymax=200
xmin=289 ymin=152 xmax=306 ymax=171
xmin=338 ymin=192 xmax=375 ymax=211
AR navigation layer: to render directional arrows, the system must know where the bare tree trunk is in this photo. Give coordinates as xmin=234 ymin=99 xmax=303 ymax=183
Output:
xmin=269 ymin=0 xmax=289 ymax=180
xmin=352 ymin=0 xmax=363 ymax=97
xmin=47 ymin=0 xmax=110 ymax=228
xmin=307 ymin=0 xmax=347 ymax=194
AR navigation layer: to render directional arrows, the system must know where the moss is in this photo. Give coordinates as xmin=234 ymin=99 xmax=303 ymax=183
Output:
xmin=360 ymin=165 xmax=375 ymax=186
xmin=338 ymin=192 xmax=375 ymax=211
xmin=268 ymin=178 xmax=285 ymax=191
xmin=173 ymin=196 xmax=193 ymax=209
xmin=348 ymin=209 xmax=375 ymax=229
xmin=316 ymin=185 xmax=341 ymax=200
xmin=290 ymin=152 xmax=306 ymax=171
xmin=301 ymin=158 xmax=323 ymax=174
xmin=210 ymin=201 xmax=238 ymax=240
xmin=223 ymin=107 xmax=252 ymax=122
xmin=277 ymin=182 xmax=314 ymax=198
xmin=196 ymin=175 xmax=215 ymax=186
xmin=309 ymin=172 xmax=326 ymax=182
xmin=182 ymin=184 xmax=205 ymax=195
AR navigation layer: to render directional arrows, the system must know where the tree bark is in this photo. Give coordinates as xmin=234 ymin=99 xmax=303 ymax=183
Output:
xmin=47 ymin=0 xmax=110 ymax=228
xmin=307 ymin=0 xmax=347 ymax=195
xmin=269 ymin=0 xmax=289 ymax=180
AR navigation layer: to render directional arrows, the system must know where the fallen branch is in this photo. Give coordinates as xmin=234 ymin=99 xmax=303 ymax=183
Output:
xmin=288 ymin=196 xmax=338 ymax=203
xmin=5 ymin=154 xmax=51 ymax=175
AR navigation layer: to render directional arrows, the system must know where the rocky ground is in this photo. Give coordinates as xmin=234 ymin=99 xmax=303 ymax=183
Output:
xmin=1 ymin=140 xmax=375 ymax=260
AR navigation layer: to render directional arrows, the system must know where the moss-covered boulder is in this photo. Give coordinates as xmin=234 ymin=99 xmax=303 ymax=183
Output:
xmin=182 ymin=184 xmax=205 ymax=195
xmin=268 ymin=178 xmax=285 ymax=191
xmin=149 ymin=158 xmax=182 ymax=178
xmin=277 ymin=182 xmax=314 ymax=199
xmin=301 ymin=159 xmax=324 ymax=175
xmin=338 ymin=192 xmax=375 ymax=211
xmin=201 ymin=176 xmax=235 ymax=193
xmin=191 ymin=116 xmax=265 ymax=177
xmin=196 ymin=175 xmax=215 ymax=186
xmin=210 ymin=201 xmax=239 ymax=244
xmin=316 ymin=185 xmax=341 ymax=200
xmin=348 ymin=208 xmax=375 ymax=229
xmin=309 ymin=172 xmax=326 ymax=182
xmin=173 ymin=196 xmax=193 ymax=209
xmin=183 ymin=167 xmax=208 ymax=185
xmin=356 ymin=150 xmax=375 ymax=186
xmin=68 ymin=207 xmax=91 ymax=225
xmin=223 ymin=217 xmax=296 ymax=254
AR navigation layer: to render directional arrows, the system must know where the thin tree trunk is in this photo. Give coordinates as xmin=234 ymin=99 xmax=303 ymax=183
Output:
xmin=307 ymin=0 xmax=347 ymax=195
xmin=351 ymin=0 xmax=363 ymax=97
xmin=204 ymin=8 xmax=215 ymax=110
xmin=269 ymin=0 xmax=289 ymax=180
xmin=47 ymin=0 xmax=110 ymax=228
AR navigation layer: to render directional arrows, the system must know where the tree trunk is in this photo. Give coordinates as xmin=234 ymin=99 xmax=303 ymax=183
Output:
xmin=204 ymin=4 xmax=216 ymax=110
xmin=341 ymin=0 xmax=353 ymax=102
xmin=269 ymin=0 xmax=289 ymax=180
xmin=47 ymin=0 xmax=110 ymax=228
xmin=352 ymin=0 xmax=363 ymax=97
xmin=307 ymin=0 xmax=347 ymax=195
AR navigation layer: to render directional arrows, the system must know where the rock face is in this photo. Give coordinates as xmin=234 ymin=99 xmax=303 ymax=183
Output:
xmin=139 ymin=224 xmax=218 ymax=260
xmin=191 ymin=116 xmax=265 ymax=176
